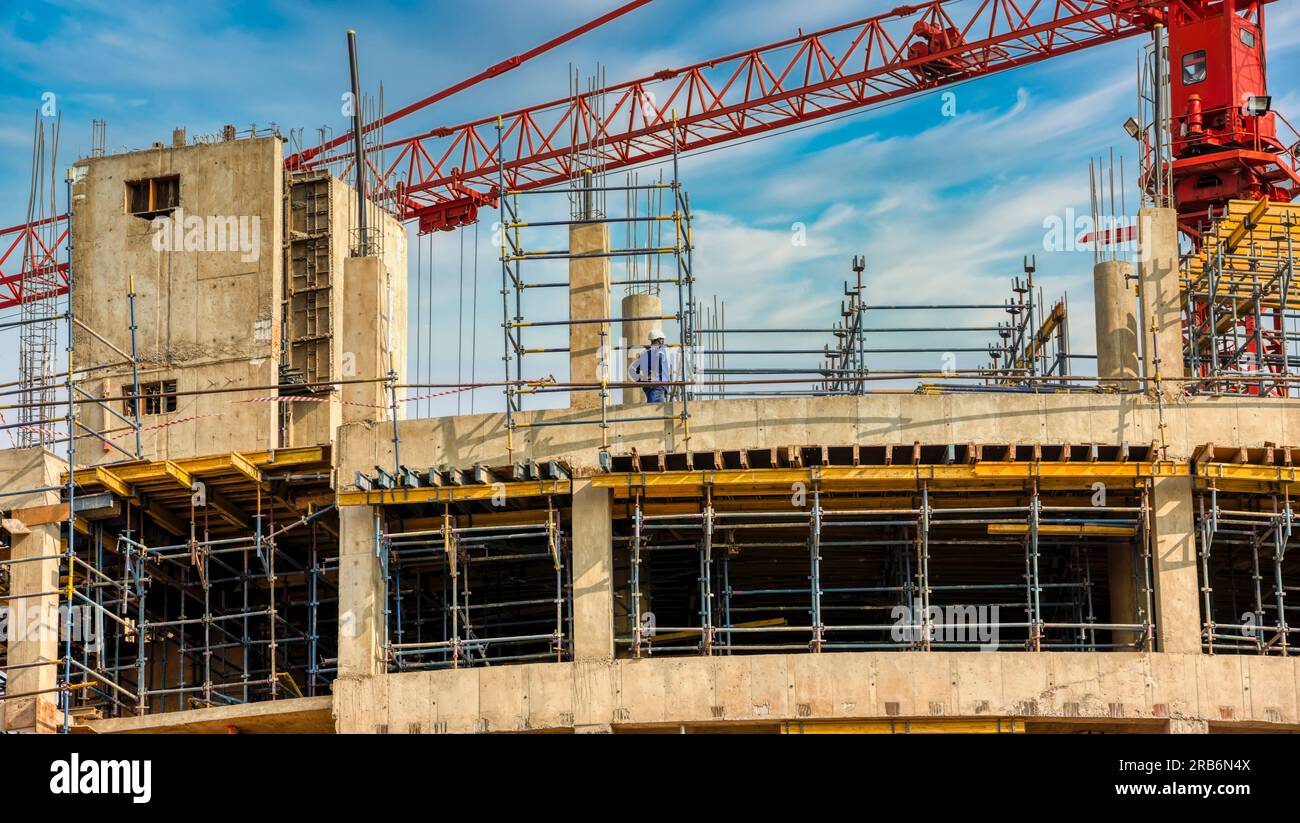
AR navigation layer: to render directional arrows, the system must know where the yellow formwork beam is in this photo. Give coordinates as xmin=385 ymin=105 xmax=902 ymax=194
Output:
xmin=338 ymin=478 xmax=570 ymax=508
xmin=1188 ymin=197 xmax=1300 ymax=309
xmin=1220 ymin=197 xmax=1300 ymax=230
xmin=162 ymin=460 xmax=192 ymax=491
xmin=650 ymin=618 xmax=785 ymax=644
xmin=1197 ymin=463 xmax=1298 ymax=484
xmin=68 ymin=446 xmax=326 ymax=491
xmin=1224 ymin=197 xmax=1271 ymax=253
xmin=228 ymin=451 xmax=264 ymax=486
xmin=989 ymin=524 xmax=1137 ymax=537
xmin=1194 ymin=462 xmax=1298 ymax=493
xmin=593 ymin=462 xmax=1184 ymax=498
xmin=622 ymin=480 xmax=1138 ymax=500
xmin=92 ymin=466 xmax=132 ymax=499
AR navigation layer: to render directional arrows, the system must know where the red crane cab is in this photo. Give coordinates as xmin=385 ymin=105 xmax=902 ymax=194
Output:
xmin=1166 ymin=1 xmax=1299 ymax=229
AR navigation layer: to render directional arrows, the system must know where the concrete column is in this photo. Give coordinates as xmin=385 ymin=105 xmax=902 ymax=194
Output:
xmin=1107 ymin=542 xmax=1139 ymax=648
xmin=1 ymin=448 xmax=65 ymax=733
xmin=1137 ymin=208 xmax=1184 ymax=390
xmin=620 ymin=292 xmax=662 ymax=404
xmin=571 ymin=479 xmax=613 ymax=661
xmin=3 ymin=524 xmax=61 ymax=732
xmin=569 ymin=223 xmax=611 ymax=409
xmin=1150 ymin=475 xmax=1201 ymax=654
xmin=337 ymin=505 xmax=385 ymax=677
xmin=340 ymin=256 xmax=390 ymax=424
xmin=1092 ymin=260 xmax=1140 ymax=388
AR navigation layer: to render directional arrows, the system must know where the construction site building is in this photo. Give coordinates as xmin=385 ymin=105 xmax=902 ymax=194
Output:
xmin=1 ymin=129 xmax=1297 ymax=735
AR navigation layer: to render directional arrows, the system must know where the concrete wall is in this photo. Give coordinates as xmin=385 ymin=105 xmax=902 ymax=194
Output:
xmin=339 ymin=255 xmax=407 ymax=426
xmin=1150 ymin=475 xmax=1201 ymax=654
xmin=70 ymin=136 xmax=284 ymax=463
xmin=1139 ymin=207 xmax=1185 ymax=385
xmin=333 ymin=652 xmax=1300 ymax=733
xmin=337 ymin=506 xmax=385 ymax=678
xmin=0 ymin=447 xmax=65 ymax=509
xmin=620 ymin=293 xmax=663 ymax=404
xmin=338 ymin=393 xmax=1299 ymax=482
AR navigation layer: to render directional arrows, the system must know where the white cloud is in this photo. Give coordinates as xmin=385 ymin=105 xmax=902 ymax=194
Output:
xmin=1268 ymin=3 xmax=1300 ymax=52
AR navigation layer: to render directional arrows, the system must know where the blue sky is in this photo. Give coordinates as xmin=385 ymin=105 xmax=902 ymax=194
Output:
xmin=2 ymin=0 xmax=1299 ymax=418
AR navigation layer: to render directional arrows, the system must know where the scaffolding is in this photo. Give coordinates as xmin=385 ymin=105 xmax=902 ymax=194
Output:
xmin=1193 ymin=445 xmax=1297 ymax=655
xmin=496 ymin=116 xmax=696 ymax=453
xmin=976 ymin=258 xmax=1072 ymax=388
xmin=693 ymin=256 xmax=1072 ymax=399
xmin=0 ymin=166 xmax=147 ymax=731
xmin=1 ymin=448 xmax=338 ymax=727
xmin=1182 ymin=198 xmax=1300 ymax=397
xmin=56 ymin=449 xmax=339 ymax=716
xmin=350 ymin=463 xmax=573 ymax=671
xmin=602 ymin=443 xmax=1160 ymax=656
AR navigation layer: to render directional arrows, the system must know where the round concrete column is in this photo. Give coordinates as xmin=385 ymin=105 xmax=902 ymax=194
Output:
xmin=620 ymin=292 xmax=662 ymax=404
xmin=1092 ymin=260 xmax=1140 ymax=389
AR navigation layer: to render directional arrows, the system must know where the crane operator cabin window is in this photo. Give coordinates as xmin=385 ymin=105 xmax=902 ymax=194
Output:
xmin=1183 ymin=50 xmax=1207 ymax=85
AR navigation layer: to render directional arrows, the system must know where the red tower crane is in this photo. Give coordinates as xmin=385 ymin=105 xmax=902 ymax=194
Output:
xmin=1 ymin=0 xmax=1294 ymax=309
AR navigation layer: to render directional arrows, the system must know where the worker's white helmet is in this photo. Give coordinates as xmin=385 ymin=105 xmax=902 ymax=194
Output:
xmin=648 ymin=328 xmax=665 ymax=343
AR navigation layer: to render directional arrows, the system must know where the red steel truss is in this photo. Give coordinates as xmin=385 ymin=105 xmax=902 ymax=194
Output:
xmin=302 ymin=0 xmax=1164 ymax=233
xmin=0 ymin=215 xmax=68 ymax=310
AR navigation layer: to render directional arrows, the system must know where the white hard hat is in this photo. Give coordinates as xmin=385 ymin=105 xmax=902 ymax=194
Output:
xmin=648 ymin=328 xmax=665 ymax=342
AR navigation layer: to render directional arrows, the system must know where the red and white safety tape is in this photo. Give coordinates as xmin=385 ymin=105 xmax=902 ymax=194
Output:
xmin=237 ymin=385 xmax=477 ymax=408
xmin=109 ymin=414 xmax=218 ymax=441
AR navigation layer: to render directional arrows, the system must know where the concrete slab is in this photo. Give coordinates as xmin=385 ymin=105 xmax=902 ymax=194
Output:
xmin=338 ymin=651 xmax=1300 ymax=733
xmin=88 ymin=696 xmax=333 ymax=734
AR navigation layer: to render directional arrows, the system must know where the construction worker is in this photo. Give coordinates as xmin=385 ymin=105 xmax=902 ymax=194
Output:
xmin=629 ymin=328 xmax=672 ymax=402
